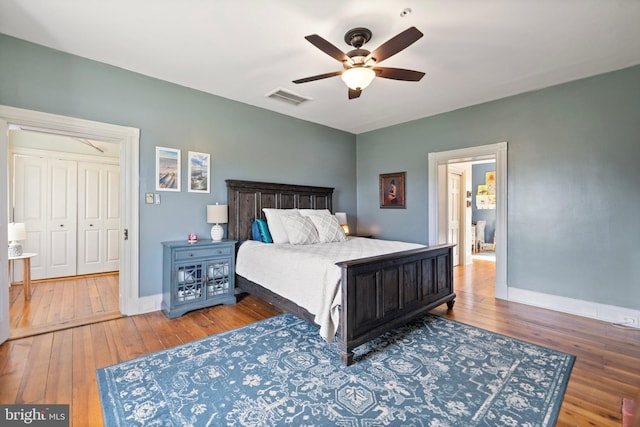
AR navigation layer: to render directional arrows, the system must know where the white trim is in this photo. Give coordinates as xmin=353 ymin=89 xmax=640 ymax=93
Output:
xmin=0 ymin=105 xmax=142 ymax=316
xmin=10 ymin=147 xmax=120 ymax=165
xmin=137 ymin=293 xmax=164 ymax=315
xmin=0 ymin=120 xmax=9 ymax=344
xmin=428 ymin=142 xmax=508 ymax=299
xmin=509 ymin=287 xmax=640 ymax=329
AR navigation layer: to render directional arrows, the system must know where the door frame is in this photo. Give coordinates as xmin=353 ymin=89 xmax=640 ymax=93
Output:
xmin=428 ymin=142 xmax=507 ymax=299
xmin=0 ymin=105 xmax=140 ymax=320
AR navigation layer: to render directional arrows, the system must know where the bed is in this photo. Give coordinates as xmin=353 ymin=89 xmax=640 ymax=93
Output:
xmin=227 ymin=179 xmax=456 ymax=365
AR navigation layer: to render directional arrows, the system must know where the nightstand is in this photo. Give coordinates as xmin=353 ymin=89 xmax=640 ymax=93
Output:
xmin=161 ymin=240 xmax=236 ymax=318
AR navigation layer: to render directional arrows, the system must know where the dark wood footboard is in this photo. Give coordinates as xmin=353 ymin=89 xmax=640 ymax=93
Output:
xmin=235 ymin=243 xmax=455 ymax=366
xmin=336 ymin=244 xmax=455 ymax=365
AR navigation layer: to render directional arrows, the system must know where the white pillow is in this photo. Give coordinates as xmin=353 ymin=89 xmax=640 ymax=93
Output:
xmin=299 ymin=209 xmax=332 ymax=217
xmin=280 ymin=214 xmax=319 ymax=245
xmin=306 ymin=213 xmax=347 ymax=243
xmin=262 ymin=208 xmax=299 ymax=244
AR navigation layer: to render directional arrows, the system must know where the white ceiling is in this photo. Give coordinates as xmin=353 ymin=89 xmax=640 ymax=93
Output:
xmin=1 ymin=0 xmax=639 ymax=134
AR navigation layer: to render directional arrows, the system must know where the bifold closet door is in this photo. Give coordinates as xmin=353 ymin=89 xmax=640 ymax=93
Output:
xmin=47 ymin=158 xmax=78 ymax=278
xmin=12 ymin=155 xmax=47 ymax=280
xmin=77 ymin=162 xmax=120 ymax=275
xmin=13 ymin=156 xmax=77 ymax=280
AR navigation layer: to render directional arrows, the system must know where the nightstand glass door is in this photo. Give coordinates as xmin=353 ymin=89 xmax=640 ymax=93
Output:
xmin=206 ymin=260 xmax=230 ymax=297
xmin=175 ymin=263 xmax=205 ymax=304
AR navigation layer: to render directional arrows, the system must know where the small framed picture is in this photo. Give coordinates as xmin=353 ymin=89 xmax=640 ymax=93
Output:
xmin=380 ymin=172 xmax=406 ymax=209
xmin=156 ymin=147 xmax=181 ymax=192
xmin=187 ymin=151 xmax=210 ymax=193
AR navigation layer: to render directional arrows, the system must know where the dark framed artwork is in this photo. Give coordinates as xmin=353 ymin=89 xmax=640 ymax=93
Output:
xmin=379 ymin=172 xmax=406 ymax=208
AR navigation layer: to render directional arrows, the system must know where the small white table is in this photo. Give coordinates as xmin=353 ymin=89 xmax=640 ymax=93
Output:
xmin=8 ymin=252 xmax=37 ymax=301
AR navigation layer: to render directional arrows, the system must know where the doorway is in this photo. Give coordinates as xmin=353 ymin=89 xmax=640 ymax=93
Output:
xmin=8 ymin=130 xmax=123 ymax=339
xmin=0 ymin=105 xmax=140 ymax=345
xmin=428 ymin=142 xmax=507 ymax=299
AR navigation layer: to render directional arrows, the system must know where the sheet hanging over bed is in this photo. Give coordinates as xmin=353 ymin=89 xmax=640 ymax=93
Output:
xmin=236 ymin=237 xmax=424 ymax=342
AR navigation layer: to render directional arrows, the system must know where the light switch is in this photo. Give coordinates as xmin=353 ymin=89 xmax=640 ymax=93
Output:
xmin=155 ymin=193 xmax=161 ymax=204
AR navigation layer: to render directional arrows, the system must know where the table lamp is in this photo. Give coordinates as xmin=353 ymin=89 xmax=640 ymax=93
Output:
xmin=207 ymin=204 xmax=228 ymax=241
xmin=335 ymin=212 xmax=349 ymax=235
xmin=8 ymin=222 xmax=26 ymax=257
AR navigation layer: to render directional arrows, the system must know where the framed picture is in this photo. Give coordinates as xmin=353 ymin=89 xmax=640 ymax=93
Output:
xmin=187 ymin=151 xmax=210 ymax=193
xmin=485 ymin=171 xmax=496 ymax=185
xmin=380 ymin=172 xmax=406 ymax=208
xmin=155 ymin=146 xmax=181 ymax=191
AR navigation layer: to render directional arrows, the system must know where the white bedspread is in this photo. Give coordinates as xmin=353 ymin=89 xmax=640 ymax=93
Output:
xmin=235 ymin=237 xmax=424 ymax=342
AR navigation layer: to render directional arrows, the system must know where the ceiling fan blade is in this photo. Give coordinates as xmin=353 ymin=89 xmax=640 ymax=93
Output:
xmin=305 ymin=34 xmax=349 ymax=62
xmin=373 ymin=67 xmax=425 ymax=81
xmin=348 ymin=88 xmax=362 ymax=99
xmin=293 ymin=70 xmax=343 ymax=84
xmin=366 ymin=26 xmax=423 ymax=63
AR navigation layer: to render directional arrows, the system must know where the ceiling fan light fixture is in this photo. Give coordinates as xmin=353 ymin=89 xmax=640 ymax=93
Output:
xmin=341 ymin=67 xmax=375 ymax=90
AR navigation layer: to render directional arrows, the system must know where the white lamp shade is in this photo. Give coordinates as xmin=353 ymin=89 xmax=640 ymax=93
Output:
xmin=207 ymin=204 xmax=228 ymax=224
xmin=341 ymin=67 xmax=375 ymax=90
xmin=335 ymin=212 xmax=349 ymax=235
xmin=8 ymin=222 xmax=26 ymax=241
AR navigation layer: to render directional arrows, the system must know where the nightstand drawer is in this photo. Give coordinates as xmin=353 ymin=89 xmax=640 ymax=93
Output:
xmin=174 ymin=246 xmax=232 ymax=260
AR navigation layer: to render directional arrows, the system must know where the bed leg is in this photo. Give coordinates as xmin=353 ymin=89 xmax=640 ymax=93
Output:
xmin=447 ymin=299 xmax=455 ymax=311
xmin=340 ymin=350 xmax=354 ymax=366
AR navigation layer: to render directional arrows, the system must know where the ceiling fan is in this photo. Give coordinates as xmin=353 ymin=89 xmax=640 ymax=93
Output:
xmin=293 ymin=26 xmax=425 ymax=99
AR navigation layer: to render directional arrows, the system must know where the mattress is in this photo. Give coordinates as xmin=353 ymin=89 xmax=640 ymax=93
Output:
xmin=235 ymin=236 xmax=424 ymax=342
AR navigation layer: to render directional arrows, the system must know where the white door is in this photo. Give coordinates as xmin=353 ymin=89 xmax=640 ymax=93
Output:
xmin=12 ymin=154 xmax=47 ymax=280
xmin=448 ymin=171 xmax=462 ymax=266
xmin=77 ymin=162 xmax=120 ymax=274
xmin=47 ymin=158 xmax=77 ymax=278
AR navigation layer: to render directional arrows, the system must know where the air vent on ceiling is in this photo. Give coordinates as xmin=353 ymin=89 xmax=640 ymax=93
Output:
xmin=265 ymin=88 xmax=312 ymax=106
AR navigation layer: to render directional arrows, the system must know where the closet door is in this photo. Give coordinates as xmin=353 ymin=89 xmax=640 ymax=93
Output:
xmin=77 ymin=162 xmax=120 ymax=274
xmin=12 ymin=155 xmax=47 ymax=280
xmin=47 ymin=159 xmax=77 ymax=278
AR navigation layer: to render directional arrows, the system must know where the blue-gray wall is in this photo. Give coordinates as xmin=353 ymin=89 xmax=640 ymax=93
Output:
xmin=0 ymin=34 xmax=356 ymax=296
xmin=472 ymin=163 xmax=496 ymax=244
xmin=2 ymin=33 xmax=639 ymax=312
xmin=356 ymin=65 xmax=640 ymax=310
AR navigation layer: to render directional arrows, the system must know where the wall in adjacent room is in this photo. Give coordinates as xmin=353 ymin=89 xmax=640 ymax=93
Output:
xmin=472 ymin=162 xmax=496 ymax=244
xmin=0 ymin=34 xmax=356 ymax=296
xmin=356 ymin=65 xmax=640 ymax=311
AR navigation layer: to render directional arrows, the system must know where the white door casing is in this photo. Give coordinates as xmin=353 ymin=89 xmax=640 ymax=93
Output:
xmin=0 ymin=119 xmax=9 ymax=343
xmin=428 ymin=142 xmax=508 ymax=299
xmin=447 ymin=171 xmax=462 ymax=266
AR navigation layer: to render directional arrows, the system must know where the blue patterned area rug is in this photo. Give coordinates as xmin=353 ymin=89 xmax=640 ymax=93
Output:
xmin=97 ymin=314 xmax=574 ymax=426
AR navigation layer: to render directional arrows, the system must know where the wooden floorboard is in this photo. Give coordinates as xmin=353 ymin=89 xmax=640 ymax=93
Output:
xmin=0 ymin=260 xmax=638 ymax=426
xmin=8 ymin=272 xmax=122 ymax=340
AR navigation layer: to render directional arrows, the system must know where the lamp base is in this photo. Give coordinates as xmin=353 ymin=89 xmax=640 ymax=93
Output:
xmin=8 ymin=241 xmax=23 ymax=257
xmin=210 ymin=224 xmax=224 ymax=241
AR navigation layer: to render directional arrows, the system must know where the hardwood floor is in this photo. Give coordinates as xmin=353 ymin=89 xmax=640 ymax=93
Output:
xmin=8 ymin=273 xmax=122 ymax=340
xmin=1 ymin=261 xmax=638 ymax=426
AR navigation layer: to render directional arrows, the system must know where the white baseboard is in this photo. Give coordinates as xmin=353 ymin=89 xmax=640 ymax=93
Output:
xmin=508 ymin=287 xmax=640 ymax=328
xmin=126 ymin=293 xmax=163 ymax=316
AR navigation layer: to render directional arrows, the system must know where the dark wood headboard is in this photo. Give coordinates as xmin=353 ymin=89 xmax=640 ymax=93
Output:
xmin=226 ymin=179 xmax=334 ymax=243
